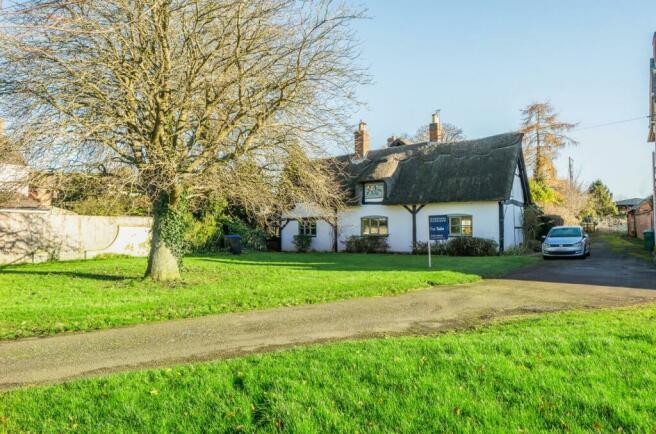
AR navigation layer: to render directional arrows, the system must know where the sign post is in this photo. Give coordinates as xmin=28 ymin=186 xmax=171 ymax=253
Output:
xmin=428 ymin=215 xmax=449 ymax=268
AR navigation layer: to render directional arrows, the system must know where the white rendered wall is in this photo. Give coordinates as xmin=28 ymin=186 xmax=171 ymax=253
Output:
xmin=503 ymin=203 xmax=524 ymax=248
xmin=510 ymin=166 xmax=524 ymax=203
xmin=0 ymin=210 xmax=152 ymax=264
xmin=502 ymin=165 xmax=526 ymax=248
xmin=282 ymin=201 xmax=503 ymax=253
xmin=337 ymin=204 xmax=413 ymax=252
xmin=280 ymin=218 xmax=335 ymax=252
xmin=415 ymin=202 xmax=500 ymax=249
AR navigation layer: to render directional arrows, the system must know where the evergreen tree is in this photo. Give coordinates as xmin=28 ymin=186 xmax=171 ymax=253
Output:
xmin=584 ymin=180 xmax=618 ymax=219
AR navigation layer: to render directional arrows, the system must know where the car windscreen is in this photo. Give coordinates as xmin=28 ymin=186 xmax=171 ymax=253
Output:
xmin=548 ymin=228 xmax=582 ymax=238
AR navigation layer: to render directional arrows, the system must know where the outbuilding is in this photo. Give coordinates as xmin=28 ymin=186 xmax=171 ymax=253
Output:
xmin=627 ymin=196 xmax=654 ymax=239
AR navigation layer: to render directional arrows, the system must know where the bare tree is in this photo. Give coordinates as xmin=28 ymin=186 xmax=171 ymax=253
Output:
xmin=395 ymin=122 xmax=465 ymax=144
xmin=0 ymin=0 xmax=367 ymax=280
xmin=542 ymin=176 xmax=590 ymax=225
xmin=520 ymin=102 xmax=577 ymax=182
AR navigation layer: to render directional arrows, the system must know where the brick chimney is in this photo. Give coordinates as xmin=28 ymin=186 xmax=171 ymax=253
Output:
xmin=354 ymin=120 xmax=369 ymax=158
xmin=429 ymin=111 xmax=444 ymax=143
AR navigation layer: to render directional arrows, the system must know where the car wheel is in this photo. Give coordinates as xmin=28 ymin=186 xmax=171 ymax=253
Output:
xmin=542 ymin=255 xmax=551 ymax=260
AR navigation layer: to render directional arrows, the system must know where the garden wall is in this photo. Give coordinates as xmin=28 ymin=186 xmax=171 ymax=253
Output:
xmin=0 ymin=209 xmax=151 ymax=264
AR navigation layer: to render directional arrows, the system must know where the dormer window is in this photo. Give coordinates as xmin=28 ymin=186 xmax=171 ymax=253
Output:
xmin=363 ymin=182 xmax=384 ymax=203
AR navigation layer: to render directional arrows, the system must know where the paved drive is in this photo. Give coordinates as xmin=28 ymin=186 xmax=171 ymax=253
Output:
xmin=2 ymin=239 xmax=655 ymax=390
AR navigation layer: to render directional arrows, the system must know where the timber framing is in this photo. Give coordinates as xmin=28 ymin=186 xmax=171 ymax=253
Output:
xmin=403 ymin=204 xmax=426 ymax=250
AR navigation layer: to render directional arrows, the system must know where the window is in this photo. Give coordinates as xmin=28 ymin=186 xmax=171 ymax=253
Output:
xmin=548 ymin=227 xmax=582 ymax=238
xmin=363 ymin=182 xmax=385 ymax=202
xmin=298 ymin=219 xmax=317 ymax=237
xmin=361 ymin=216 xmax=388 ymax=236
xmin=449 ymin=215 xmax=473 ymax=237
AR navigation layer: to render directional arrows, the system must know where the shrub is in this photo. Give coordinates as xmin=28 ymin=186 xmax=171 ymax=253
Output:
xmin=529 ymin=179 xmax=561 ymax=205
xmin=503 ymin=245 xmax=531 ymax=256
xmin=446 ymin=237 xmax=498 ymax=256
xmin=525 ymin=239 xmax=543 ymax=253
xmin=412 ymin=241 xmax=448 ymax=256
xmin=223 ymin=218 xmax=267 ymax=251
xmin=186 ymin=214 xmax=221 ymax=252
xmin=537 ymin=214 xmax=564 ymax=239
xmin=293 ymin=234 xmax=312 ymax=252
xmin=344 ymin=236 xmax=389 ymax=253
xmin=523 ymin=205 xmax=542 ymax=242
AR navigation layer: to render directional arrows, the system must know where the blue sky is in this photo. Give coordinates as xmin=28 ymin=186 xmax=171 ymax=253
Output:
xmin=351 ymin=0 xmax=656 ymax=199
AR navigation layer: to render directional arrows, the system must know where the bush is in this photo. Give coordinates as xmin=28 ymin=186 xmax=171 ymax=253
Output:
xmin=525 ymin=239 xmax=543 ymax=253
xmin=413 ymin=238 xmax=499 ymax=256
xmin=446 ymin=237 xmax=498 ymax=256
xmin=344 ymin=236 xmax=389 ymax=253
xmin=502 ymin=245 xmax=531 ymax=256
xmin=412 ymin=241 xmax=448 ymax=256
xmin=523 ymin=205 xmax=542 ymax=242
xmin=529 ymin=179 xmax=561 ymax=205
xmin=186 ymin=214 xmax=221 ymax=252
xmin=223 ymin=218 xmax=267 ymax=251
xmin=537 ymin=214 xmax=564 ymax=239
xmin=293 ymin=234 xmax=312 ymax=252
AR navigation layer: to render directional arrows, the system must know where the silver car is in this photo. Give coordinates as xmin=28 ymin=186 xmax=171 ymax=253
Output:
xmin=542 ymin=226 xmax=591 ymax=259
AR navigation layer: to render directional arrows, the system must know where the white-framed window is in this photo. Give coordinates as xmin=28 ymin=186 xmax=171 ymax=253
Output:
xmin=363 ymin=182 xmax=385 ymax=202
xmin=298 ymin=219 xmax=317 ymax=237
xmin=361 ymin=216 xmax=388 ymax=236
xmin=449 ymin=215 xmax=473 ymax=237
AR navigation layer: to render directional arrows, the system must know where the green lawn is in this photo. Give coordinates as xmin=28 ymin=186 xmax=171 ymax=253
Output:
xmin=2 ymin=304 xmax=655 ymax=433
xmin=0 ymin=252 xmax=536 ymax=340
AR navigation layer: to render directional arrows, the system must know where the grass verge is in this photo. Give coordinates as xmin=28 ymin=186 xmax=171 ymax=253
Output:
xmin=1 ymin=304 xmax=655 ymax=433
xmin=595 ymin=232 xmax=653 ymax=261
xmin=0 ymin=252 xmax=537 ymax=340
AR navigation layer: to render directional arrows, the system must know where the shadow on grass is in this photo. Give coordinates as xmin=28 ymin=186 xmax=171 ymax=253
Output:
xmin=194 ymin=254 xmax=523 ymax=277
xmin=0 ymin=270 xmax=131 ymax=281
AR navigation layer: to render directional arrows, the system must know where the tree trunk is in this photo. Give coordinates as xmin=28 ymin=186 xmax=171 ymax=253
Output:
xmin=145 ymin=195 xmax=181 ymax=281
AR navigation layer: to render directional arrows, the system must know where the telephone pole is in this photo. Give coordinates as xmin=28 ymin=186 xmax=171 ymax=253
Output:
xmin=568 ymin=157 xmax=574 ymax=188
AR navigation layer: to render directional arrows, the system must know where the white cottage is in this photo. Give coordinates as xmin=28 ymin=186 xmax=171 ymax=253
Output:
xmin=281 ymin=114 xmax=531 ymax=253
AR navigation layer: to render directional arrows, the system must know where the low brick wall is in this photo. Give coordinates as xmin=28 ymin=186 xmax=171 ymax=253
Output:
xmin=0 ymin=208 xmax=151 ymax=265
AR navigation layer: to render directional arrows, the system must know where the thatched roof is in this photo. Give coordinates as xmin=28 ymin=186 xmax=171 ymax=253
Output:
xmin=331 ymin=132 xmax=530 ymax=206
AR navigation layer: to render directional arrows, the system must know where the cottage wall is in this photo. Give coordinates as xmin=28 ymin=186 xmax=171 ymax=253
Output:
xmin=281 ymin=201 xmax=509 ymax=253
xmin=502 ymin=167 xmax=526 ymax=248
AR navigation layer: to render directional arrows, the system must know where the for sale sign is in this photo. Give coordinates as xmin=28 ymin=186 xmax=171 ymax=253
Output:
xmin=428 ymin=215 xmax=449 ymax=241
